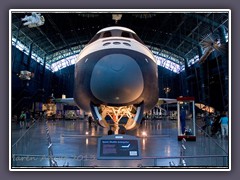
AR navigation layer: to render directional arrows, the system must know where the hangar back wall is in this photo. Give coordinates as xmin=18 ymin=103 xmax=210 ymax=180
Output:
xmin=11 ymin=45 xmax=228 ymax=114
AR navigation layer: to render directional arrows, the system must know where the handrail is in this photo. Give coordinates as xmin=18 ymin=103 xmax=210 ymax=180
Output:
xmin=44 ymin=118 xmax=58 ymax=167
xmin=195 ymin=123 xmax=228 ymax=154
xmin=11 ymin=153 xmax=228 ymax=167
xmin=142 ymin=154 xmax=228 ymax=159
xmin=11 ymin=154 xmax=229 ymax=160
xmin=11 ymin=120 xmax=36 ymax=148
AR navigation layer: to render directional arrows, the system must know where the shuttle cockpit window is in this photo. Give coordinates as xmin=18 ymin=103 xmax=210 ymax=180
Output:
xmin=97 ymin=29 xmax=145 ymax=45
xmin=88 ymin=33 xmax=101 ymax=44
xmin=121 ymin=31 xmax=131 ymax=38
xmin=101 ymin=30 xmax=130 ymax=38
xmin=102 ymin=31 xmax=112 ymax=38
xmin=132 ymin=33 xmax=144 ymax=44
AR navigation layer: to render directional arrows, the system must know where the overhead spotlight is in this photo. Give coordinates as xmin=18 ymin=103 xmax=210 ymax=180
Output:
xmin=85 ymin=131 xmax=89 ymax=135
xmin=112 ymin=14 xmax=122 ymax=24
xmin=21 ymin=12 xmax=45 ymax=28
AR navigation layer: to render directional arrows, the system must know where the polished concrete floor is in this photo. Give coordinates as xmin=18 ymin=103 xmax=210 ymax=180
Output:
xmin=11 ymin=117 xmax=229 ymax=169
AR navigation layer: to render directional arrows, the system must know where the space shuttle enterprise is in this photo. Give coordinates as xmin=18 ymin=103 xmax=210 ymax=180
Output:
xmin=58 ymin=26 xmax=159 ymax=133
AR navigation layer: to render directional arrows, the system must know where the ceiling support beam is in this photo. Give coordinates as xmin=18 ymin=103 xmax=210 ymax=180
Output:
xmin=12 ymin=23 xmax=47 ymax=59
xmin=185 ymin=13 xmax=227 ymax=29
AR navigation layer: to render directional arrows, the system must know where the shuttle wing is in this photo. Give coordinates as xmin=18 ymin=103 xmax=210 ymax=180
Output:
xmin=157 ymin=98 xmax=177 ymax=106
xmin=54 ymin=98 xmax=77 ymax=106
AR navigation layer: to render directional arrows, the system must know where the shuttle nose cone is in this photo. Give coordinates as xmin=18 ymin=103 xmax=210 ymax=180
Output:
xmin=90 ymin=54 xmax=144 ymax=104
xmin=110 ymin=60 xmax=124 ymax=72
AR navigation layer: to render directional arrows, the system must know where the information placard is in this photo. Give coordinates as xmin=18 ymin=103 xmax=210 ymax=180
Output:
xmin=97 ymin=135 xmax=141 ymax=160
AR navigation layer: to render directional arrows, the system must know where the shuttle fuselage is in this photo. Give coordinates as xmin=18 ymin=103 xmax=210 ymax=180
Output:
xmin=73 ymin=26 xmax=159 ymax=131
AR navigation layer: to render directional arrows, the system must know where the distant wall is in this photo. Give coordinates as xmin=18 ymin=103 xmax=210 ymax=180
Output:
xmin=52 ymin=65 xmax=75 ymax=99
xmin=11 ymin=43 xmax=228 ymax=114
xmin=158 ymin=66 xmax=181 ymax=99
xmin=11 ymin=46 xmax=53 ymax=113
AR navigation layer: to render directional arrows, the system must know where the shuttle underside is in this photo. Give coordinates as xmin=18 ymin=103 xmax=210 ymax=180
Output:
xmin=74 ymin=49 xmax=158 ymax=130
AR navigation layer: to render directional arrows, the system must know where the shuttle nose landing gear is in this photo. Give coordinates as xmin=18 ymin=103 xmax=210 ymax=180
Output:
xmin=90 ymin=103 xmax=144 ymax=134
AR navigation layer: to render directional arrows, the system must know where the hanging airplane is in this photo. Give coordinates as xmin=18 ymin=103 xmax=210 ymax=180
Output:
xmin=198 ymin=33 xmax=225 ymax=64
xmin=55 ymin=26 xmax=163 ymax=134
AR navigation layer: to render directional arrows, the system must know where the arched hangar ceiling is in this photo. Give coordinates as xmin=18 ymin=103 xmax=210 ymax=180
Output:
xmin=11 ymin=11 xmax=229 ymax=71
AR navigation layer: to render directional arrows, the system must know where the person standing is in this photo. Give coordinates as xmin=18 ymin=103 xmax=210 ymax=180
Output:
xmin=204 ymin=112 xmax=212 ymax=136
xmin=108 ymin=127 xmax=114 ymax=135
xmin=219 ymin=111 xmax=229 ymax=138
xmin=19 ymin=111 xmax=26 ymax=128
xmin=211 ymin=111 xmax=222 ymax=136
xmin=43 ymin=110 xmax=47 ymax=120
xmin=25 ymin=109 xmax=31 ymax=129
xmin=88 ymin=115 xmax=93 ymax=126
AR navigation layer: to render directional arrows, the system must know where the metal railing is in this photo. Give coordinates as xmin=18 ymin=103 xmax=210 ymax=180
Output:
xmin=11 ymin=118 xmax=60 ymax=167
xmin=44 ymin=118 xmax=58 ymax=167
xmin=11 ymin=118 xmax=229 ymax=168
xmin=169 ymin=138 xmax=187 ymax=167
xmin=11 ymin=153 xmax=228 ymax=168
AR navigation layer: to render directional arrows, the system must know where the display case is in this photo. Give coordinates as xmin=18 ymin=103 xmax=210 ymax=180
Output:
xmin=177 ymin=97 xmax=196 ymax=141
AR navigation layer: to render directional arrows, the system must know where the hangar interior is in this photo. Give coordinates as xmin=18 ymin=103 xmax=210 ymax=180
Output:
xmin=10 ymin=10 xmax=229 ymax=169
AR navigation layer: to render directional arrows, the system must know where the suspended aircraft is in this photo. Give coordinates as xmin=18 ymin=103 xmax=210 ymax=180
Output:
xmin=198 ymin=33 xmax=225 ymax=64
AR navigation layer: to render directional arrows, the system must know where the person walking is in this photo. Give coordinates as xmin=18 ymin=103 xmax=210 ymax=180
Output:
xmin=219 ymin=111 xmax=229 ymax=139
